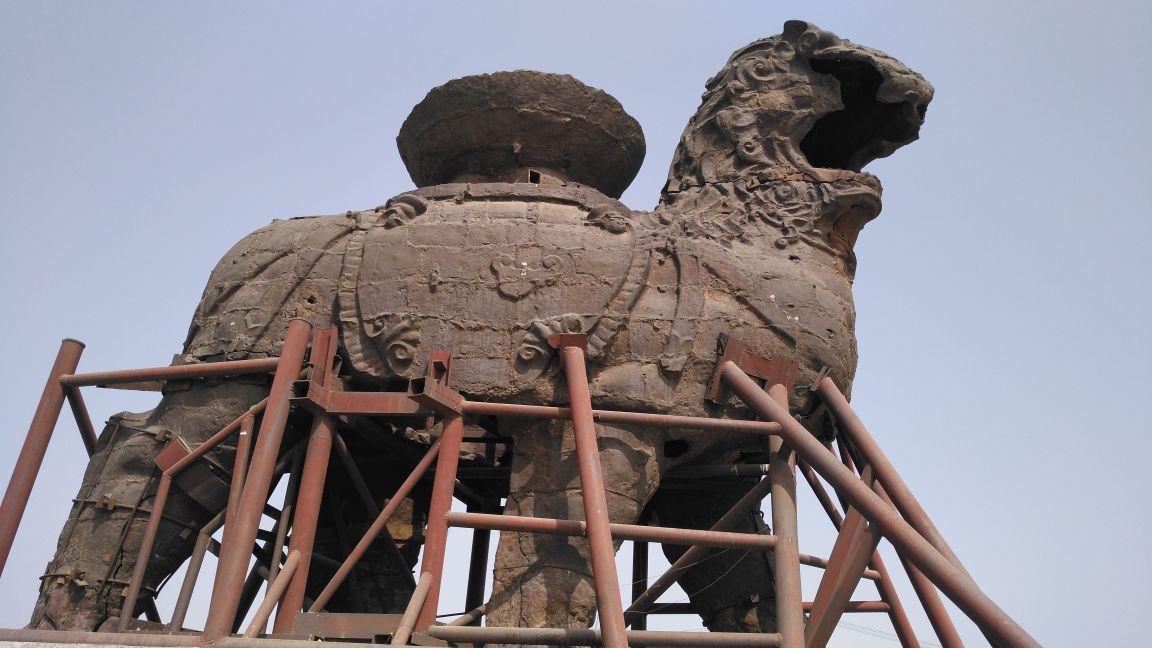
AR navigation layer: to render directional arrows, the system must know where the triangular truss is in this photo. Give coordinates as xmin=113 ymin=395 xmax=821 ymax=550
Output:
xmin=0 ymin=321 xmax=1039 ymax=647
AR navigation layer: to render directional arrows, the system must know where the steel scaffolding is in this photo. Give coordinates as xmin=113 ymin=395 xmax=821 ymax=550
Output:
xmin=0 ymin=321 xmax=1040 ymax=647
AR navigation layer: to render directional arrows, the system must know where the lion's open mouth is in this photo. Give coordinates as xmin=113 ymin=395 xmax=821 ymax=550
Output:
xmin=799 ymin=55 xmax=928 ymax=172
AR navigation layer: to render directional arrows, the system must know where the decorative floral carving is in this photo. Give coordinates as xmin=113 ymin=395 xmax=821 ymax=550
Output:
xmin=380 ymin=194 xmax=429 ymax=229
xmin=514 ymin=314 xmax=585 ymax=376
xmin=491 ymin=252 xmax=565 ymax=299
xmin=362 ymin=315 xmax=421 ymax=376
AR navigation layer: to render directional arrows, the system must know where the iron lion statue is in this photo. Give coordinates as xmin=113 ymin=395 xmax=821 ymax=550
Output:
xmin=31 ymin=20 xmax=932 ymax=639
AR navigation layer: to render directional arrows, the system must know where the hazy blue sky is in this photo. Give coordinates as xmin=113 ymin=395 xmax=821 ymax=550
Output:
xmin=1 ymin=2 xmax=1149 ymax=646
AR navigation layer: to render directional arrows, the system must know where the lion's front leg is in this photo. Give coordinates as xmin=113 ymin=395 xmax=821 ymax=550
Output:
xmin=485 ymin=419 xmax=663 ymax=643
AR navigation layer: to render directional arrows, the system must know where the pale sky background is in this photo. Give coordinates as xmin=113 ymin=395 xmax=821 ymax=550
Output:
xmin=1 ymin=2 xmax=1149 ymax=646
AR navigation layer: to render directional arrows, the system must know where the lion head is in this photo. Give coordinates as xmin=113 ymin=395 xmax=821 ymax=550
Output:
xmin=664 ymin=20 xmax=934 ymax=195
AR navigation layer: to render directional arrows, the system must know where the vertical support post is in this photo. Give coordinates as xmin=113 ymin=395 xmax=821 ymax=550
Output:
xmin=414 ymin=414 xmax=465 ymax=630
xmin=464 ymin=500 xmax=494 ymax=623
xmin=273 ymin=414 xmax=335 ymax=633
xmin=117 ymin=473 xmax=172 ymax=631
xmin=167 ymin=512 xmax=225 ymax=631
xmin=203 ymin=319 xmax=311 ymax=640
xmin=767 ymin=382 xmax=804 ymax=648
xmin=631 ymin=540 xmax=649 ymax=630
xmin=267 ymin=450 xmax=303 ymax=589
xmin=560 ymin=343 xmax=628 ymax=648
xmin=221 ymin=415 xmax=256 ymax=552
xmin=0 ymin=338 xmax=85 ymax=577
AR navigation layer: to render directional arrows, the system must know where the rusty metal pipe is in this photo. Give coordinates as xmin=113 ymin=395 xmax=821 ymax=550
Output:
xmin=243 ymin=550 xmax=301 ymax=638
xmin=876 ymin=481 xmax=966 ymax=648
xmin=446 ymin=603 xmax=486 ymax=627
xmin=631 ymin=538 xmax=649 ymax=630
xmin=0 ymin=338 xmax=85 ymax=577
xmin=807 ymin=601 xmax=888 ymax=613
xmin=665 ymin=463 xmax=771 ymax=480
xmin=766 ymin=383 xmax=803 ymax=648
xmin=464 ymin=500 xmax=495 ymax=621
xmin=835 ymin=424 xmax=962 ymax=648
xmin=413 ymin=414 xmax=464 ymax=629
xmin=801 ymin=458 xmax=919 ymax=648
xmin=798 ymin=460 xmax=843 ymax=527
xmin=267 ymin=450 xmax=303 ymax=592
xmin=0 ymin=628 xmax=426 ymax=648
xmin=447 ymin=511 xmax=778 ymax=549
xmin=59 ymin=357 xmax=280 ymax=387
xmin=561 ymin=344 xmax=628 ymax=648
xmin=462 ymin=400 xmax=781 ymax=435
xmin=806 ymin=509 xmax=882 ymax=647
xmin=309 ymin=440 xmax=441 ymax=612
xmin=426 ymin=625 xmax=783 ymax=647
xmin=804 ymin=463 xmax=873 ymax=643
xmin=332 ymin=432 xmax=381 ymax=517
xmin=166 ymin=398 xmax=269 ymax=478
xmin=392 ymin=572 xmax=433 ymax=646
xmin=818 ymin=378 xmax=969 ymax=577
xmin=220 ymin=415 xmax=255 ymax=554
xmin=167 ymin=512 xmax=225 ymax=631
xmin=117 ymin=473 xmax=172 ymax=631
xmin=722 ymin=363 xmax=1040 ymax=648
xmin=203 ymin=319 xmax=311 ymax=640
xmin=274 ymin=415 xmax=335 ymax=633
xmin=64 ymin=386 xmax=99 ymax=457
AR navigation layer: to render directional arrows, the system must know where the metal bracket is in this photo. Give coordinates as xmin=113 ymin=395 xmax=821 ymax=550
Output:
xmin=547 ymin=333 xmax=589 ymax=369
xmin=547 ymin=333 xmax=588 ymax=352
xmin=707 ymin=333 xmax=799 ymax=404
xmin=409 ymin=351 xmax=463 ymax=416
